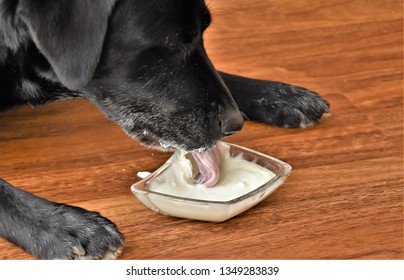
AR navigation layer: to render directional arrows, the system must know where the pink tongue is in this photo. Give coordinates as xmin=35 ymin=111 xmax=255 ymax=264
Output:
xmin=191 ymin=143 xmax=225 ymax=188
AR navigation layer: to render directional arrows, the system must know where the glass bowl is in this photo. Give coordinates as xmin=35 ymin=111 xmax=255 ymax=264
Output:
xmin=130 ymin=142 xmax=292 ymax=222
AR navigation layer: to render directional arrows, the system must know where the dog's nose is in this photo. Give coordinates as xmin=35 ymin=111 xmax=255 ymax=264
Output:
xmin=219 ymin=109 xmax=244 ymax=136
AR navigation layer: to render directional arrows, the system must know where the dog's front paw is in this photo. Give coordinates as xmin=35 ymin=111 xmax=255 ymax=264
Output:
xmin=240 ymin=83 xmax=330 ymax=128
xmin=32 ymin=204 xmax=124 ymax=260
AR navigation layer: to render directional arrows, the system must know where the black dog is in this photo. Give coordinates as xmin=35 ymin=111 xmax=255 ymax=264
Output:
xmin=0 ymin=0 xmax=329 ymax=259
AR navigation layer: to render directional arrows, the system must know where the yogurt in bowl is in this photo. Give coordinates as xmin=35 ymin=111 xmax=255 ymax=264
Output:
xmin=131 ymin=142 xmax=291 ymax=222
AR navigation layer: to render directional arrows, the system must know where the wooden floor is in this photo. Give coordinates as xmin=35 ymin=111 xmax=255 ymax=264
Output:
xmin=0 ymin=0 xmax=402 ymax=259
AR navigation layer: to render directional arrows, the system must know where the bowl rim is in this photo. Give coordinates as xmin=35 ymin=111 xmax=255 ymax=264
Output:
xmin=130 ymin=142 xmax=292 ymax=205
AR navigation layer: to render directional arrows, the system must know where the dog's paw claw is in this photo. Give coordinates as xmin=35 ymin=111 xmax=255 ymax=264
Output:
xmin=72 ymin=245 xmax=86 ymax=257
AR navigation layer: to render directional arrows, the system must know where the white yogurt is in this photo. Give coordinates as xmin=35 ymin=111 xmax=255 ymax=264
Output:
xmin=147 ymin=144 xmax=275 ymax=202
xmin=132 ymin=143 xmax=290 ymax=222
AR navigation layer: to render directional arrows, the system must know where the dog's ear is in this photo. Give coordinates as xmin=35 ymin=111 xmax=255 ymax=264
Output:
xmin=17 ymin=0 xmax=116 ymax=90
xmin=0 ymin=1 xmax=31 ymax=51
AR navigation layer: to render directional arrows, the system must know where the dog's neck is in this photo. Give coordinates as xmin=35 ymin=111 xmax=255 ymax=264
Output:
xmin=0 ymin=43 xmax=80 ymax=111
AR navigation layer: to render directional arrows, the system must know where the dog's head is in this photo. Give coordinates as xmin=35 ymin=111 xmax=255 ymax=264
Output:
xmin=4 ymin=0 xmax=244 ymax=151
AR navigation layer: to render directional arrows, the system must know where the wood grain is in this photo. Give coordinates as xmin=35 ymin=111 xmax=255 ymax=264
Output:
xmin=0 ymin=0 xmax=402 ymax=259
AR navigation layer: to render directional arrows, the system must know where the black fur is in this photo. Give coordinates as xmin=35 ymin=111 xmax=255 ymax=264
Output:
xmin=0 ymin=0 xmax=329 ymax=259
xmin=0 ymin=179 xmax=124 ymax=259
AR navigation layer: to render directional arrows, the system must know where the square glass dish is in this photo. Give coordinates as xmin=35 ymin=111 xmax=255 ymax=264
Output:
xmin=131 ymin=143 xmax=292 ymax=222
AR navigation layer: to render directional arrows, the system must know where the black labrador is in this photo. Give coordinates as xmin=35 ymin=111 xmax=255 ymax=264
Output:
xmin=0 ymin=0 xmax=329 ymax=259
